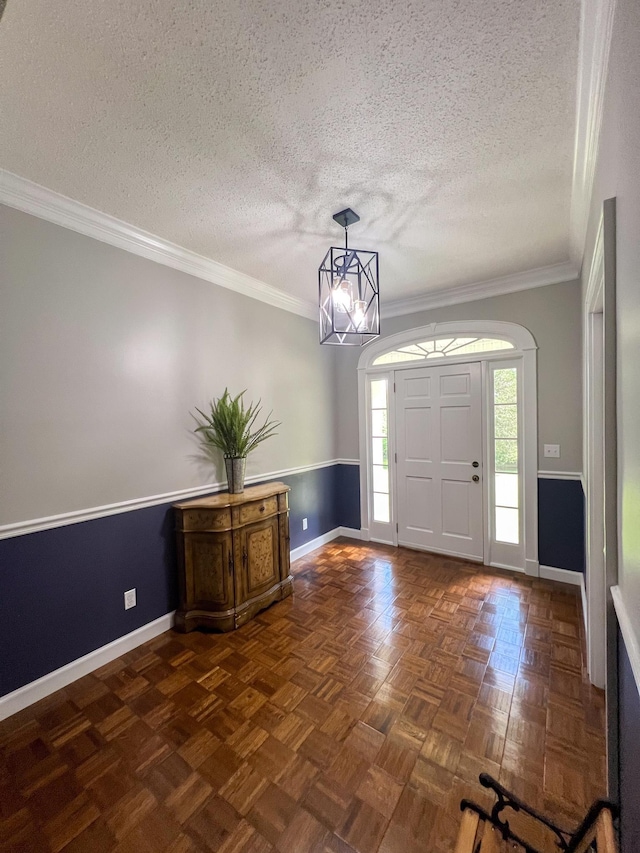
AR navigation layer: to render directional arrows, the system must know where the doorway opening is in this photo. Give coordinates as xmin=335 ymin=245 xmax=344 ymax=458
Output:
xmin=585 ymin=298 xmax=605 ymax=689
xmin=358 ymin=321 xmax=539 ymax=575
xmin=584 ymin=205 xmax=617 ymax=693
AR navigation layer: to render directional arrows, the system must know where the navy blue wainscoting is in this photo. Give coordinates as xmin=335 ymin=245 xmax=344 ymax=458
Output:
xmin=274 ymin=465 xmax=339 ymax=550
xmin=335 ymin=464 xmax=361 ymax=531
xmin=618 ymin=630 xmax=640 ymax=853
xmin=538 ymin=478 xmax=585 ymax=572
xmin=0 ymin=504 xmax=178 ymax=697
xmin=0 ymin=463 xmax=362 ymax=699
xmin=263 ymin=463 xmax=360 ymax=549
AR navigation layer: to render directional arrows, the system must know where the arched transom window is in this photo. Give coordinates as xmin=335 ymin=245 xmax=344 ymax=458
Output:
xmin=372 ymin=336 xmax=514 ymax=366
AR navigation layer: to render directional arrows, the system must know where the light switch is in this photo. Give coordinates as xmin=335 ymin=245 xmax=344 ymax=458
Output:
xmin=544 ymin=444 xmax=560 ymax=458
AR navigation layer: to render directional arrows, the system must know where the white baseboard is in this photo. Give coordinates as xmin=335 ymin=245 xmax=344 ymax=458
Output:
xmin=537 ymin=566 xmax=588 ymax=637
xmin=539 ymin=564 xmax=585 ymax=586
xmin=489 ymin=561 xmax=526 ymax=574
xmin=580 ymin=575 xmax=588 ymax=642
xmin=290 ymin=527 xmax=362 ymax=562
xmin=525 ymin=558 xmax=540 ymax=577
xmin=1 ymin=529 xmax=366 ymax=721
xmin=0 ymin=611 xmax=175 ymax=722
xmin=398 ymin=541 xmax=483 ymax=563
xmin=336 ymin=526 xmax=362 ymax=540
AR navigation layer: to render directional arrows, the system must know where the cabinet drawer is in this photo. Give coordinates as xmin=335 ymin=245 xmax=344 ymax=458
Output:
xmin=180 ymin=508 xmax=231 ymax=531
xmin=239 ymin=496 xmax=278 ymax=525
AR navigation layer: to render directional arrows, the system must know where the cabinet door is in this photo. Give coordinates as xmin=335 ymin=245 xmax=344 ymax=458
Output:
xmin=236 ymin=516 xmax=280 ymax=602
xmin=183 ymin=531 xmax=234 ymax=610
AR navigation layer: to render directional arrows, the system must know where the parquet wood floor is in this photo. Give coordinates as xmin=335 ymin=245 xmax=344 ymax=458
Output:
xmin=0 ymin=541 xmax=607 ymax=853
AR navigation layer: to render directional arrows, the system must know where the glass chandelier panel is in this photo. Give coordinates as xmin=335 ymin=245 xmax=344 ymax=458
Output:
xmin=318 ymin=210 xmax=380 ymax=346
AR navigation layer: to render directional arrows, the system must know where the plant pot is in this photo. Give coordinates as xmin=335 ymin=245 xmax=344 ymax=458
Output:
xmin=225 ymin=456 xmax=247 ymax=494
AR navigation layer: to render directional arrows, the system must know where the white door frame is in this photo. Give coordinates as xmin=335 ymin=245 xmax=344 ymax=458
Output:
xmin=357 ymin=320 xmax=539 ymax=575
xmin=584 ymin=215 xmax=606 ymax=688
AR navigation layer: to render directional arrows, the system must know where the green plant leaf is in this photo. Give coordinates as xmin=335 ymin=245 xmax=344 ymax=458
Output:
xmin=192 ymin=388 xmax=279 ymax=459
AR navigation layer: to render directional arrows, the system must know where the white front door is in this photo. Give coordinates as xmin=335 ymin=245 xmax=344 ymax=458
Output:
xmin=395 ymin=362 xmax=484 ymax=560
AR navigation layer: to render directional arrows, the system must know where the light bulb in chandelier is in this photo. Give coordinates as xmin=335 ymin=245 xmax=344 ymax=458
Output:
xmin=318 ymin=207 xmax=379 ymax=345
xmin=332 ymin=277 xmax=352 ymax=313
xmin=352 ymin=300 xmax=368 ymax=331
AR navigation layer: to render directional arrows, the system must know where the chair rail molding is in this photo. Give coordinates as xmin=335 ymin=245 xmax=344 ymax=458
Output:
xmin=537 ymin=471 xmax=583 ymax=481
xmin=0 ymin=459 xmax=349 ymax=539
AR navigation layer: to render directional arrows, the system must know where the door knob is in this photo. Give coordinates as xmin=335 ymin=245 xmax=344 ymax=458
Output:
xmin=472 ymin=475 xmax=480 ymax=482
xmin=472 ymin=461 xmax=479 ymax=468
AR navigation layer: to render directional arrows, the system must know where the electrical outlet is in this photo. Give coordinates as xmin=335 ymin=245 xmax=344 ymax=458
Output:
xmin=544 ymin=444 xmax=561 ymax=458
xmin=124 ymin=588 xmax=136 ymax=610
xmin=302 ymin=517 xmax=308 ymax=531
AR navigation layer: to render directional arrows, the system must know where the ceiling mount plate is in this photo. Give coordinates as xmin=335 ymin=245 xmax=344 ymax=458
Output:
xmin=332 ymin=208 xmax=360 ymax=229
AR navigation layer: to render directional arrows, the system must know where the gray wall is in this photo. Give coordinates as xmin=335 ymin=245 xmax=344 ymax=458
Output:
xmin=581 ymin=1 xmax=640 ymax=846
xmin=0 ymin=205 xmax=336 ymax=526
xmin=335 ymin=280 xmax=583 ymax=472
xmin=582 ymin=0 xmax=640 ymax=652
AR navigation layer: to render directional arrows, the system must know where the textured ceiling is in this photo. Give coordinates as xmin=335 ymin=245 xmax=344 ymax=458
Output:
xmin=0 ymin=0 xmax=580 ymax=308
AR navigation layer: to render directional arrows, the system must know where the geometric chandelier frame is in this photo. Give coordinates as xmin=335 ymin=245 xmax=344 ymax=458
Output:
xmin=318 ymin=208 xmax=380 ymax=346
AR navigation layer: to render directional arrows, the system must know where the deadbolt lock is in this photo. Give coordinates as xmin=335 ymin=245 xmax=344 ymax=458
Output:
xmin=472 ymin=461 xmax=479 ymax=468
xmin=472 ymin=475 xmax=480 ymax=482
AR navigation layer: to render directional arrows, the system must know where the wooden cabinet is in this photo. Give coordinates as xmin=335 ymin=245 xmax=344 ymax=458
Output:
xmin=173 ymin=482 xmax=292 ymax=632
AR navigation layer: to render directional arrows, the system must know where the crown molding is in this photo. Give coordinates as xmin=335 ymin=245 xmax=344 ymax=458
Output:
xmin=585 ymin=211 xmax=605 ymax=311
xmin=0 ymin=169 xmax=317 ymax=321
xmin=0 ymin=167 xmax=583 ymax=321
xmin=381 ymin=261 xmax=578 ymax=319
xmin=569 ymin=0 xmax=617 ymax=268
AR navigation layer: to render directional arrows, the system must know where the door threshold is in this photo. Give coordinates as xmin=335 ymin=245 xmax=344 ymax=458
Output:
xmin=397 ymin=541 xmax=484 ymax=563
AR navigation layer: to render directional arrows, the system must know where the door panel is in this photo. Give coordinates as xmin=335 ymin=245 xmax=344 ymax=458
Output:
xmin=405 ymin=477 xmax=435 ymax=532
xmin=405 ymin=375 xmax=431 ymax=398
xmin=441 ymin=480 xmax=472 ymax=537
xmin=440 ymin=407 xmax=472 ymax=463
xmin=396 ymin=362 xmax=483 ymax=559
xmin=405 ymin=408 xmax=432 ymax=462
xmin=440 ymin=372 xmax=470 ymax=396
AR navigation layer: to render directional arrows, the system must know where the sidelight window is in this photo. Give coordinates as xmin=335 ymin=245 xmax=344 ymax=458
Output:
xmin=370 ymin=377 xmax=390 ymax=523
xmin=493 ymin=366 xmax=520 ymax=545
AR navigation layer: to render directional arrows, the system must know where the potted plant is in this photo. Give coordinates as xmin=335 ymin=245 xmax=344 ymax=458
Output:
xmin=193 ymin=389 xmax=279 ymax=494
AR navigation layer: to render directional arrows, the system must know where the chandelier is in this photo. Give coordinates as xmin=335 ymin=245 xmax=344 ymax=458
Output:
xmin=318 ymin=208 xmax=380 ymax=346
